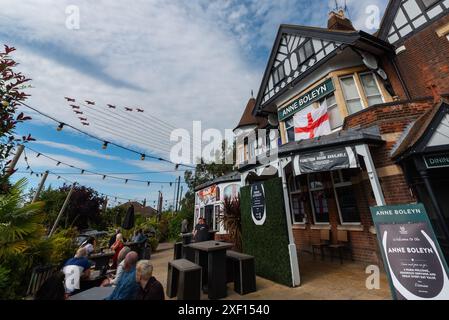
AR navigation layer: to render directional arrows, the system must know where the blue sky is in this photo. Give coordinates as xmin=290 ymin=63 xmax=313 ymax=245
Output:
xmin=3 ymin=0 xmax=388 ymax=207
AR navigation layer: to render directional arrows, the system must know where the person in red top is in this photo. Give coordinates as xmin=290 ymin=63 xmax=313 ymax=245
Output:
xmin=111 ymin=233 xmax=124 ymax=269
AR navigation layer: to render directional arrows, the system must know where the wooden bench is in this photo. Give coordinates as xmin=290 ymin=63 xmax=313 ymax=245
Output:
xmin=166 ymin=259 xmax=202 ymax=300
xmin=226 ymin=250 xmax=256 ymax=295
xmin=26 ymin=265 xmax=57 ymax=298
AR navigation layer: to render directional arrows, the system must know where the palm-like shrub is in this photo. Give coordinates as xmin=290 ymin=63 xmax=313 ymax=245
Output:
xmin=0 ymin=178 xmax=46 ymax=259
xmin=0 ymin=178 xmax=49 ymax=299
xmin=219 ymin=196 xmax=242 ymax=251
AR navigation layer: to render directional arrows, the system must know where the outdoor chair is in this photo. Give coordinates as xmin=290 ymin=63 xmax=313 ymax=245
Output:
xmin=226 ymin=250 xmax=256 ymax=295
xmin=328 ymin=230 xmax=352 ymax=264
xmin=166 ymin=259 xmax=202 ymax=300
xmin=311 ymin=229 xmax=330 ymax=260
xmin=26 ymin=265 xmax=58 ymax=299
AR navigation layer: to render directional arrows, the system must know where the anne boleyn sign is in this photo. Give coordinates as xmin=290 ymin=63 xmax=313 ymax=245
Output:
xmin=250 ymin=182 xmax=266 ymax=226
xmin=278 ymin=78 xmax=335 ymax=122
xmin=370 ymin=203 xmax=449 ymax=300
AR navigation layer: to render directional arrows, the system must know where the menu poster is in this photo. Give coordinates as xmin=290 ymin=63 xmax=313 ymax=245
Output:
xmin=370 ymin=203 xmax=449 ymax=300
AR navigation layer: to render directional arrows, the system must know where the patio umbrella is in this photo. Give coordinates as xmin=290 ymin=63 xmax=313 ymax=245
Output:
xmin=121 ymin=205 xmax=135 ymax=230
xmin=114 ymin=211 xmax=122 ymax=226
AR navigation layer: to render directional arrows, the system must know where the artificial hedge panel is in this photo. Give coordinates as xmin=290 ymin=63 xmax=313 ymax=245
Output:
xmin=240 ymin=177 xmax=293 ymax=287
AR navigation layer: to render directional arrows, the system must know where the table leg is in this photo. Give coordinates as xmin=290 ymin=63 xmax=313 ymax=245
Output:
xmin=207 ymin=250 xmax=227 ymax=300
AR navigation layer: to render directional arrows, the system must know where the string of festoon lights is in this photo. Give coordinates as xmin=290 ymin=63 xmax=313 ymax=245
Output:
xmin=21 ymin=149 xmax=173 ymax=206
xmin=24 ymin=145 xmax=186 ymax=187
xmin=17 ymin=100 xmax=196 ymax=169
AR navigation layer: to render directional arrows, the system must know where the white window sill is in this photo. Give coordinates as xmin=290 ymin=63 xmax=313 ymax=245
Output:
xmin=292 ymin=224 xmax=307 ymax=230
xmin=337 ymin=225 xmax=364 ymax=232
xmin=310 ymin=224 xmax=331 ymax=230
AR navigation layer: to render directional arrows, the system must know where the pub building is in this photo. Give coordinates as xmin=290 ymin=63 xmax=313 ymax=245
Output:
xmin=232 ymin=1 xmax=449 ymax=287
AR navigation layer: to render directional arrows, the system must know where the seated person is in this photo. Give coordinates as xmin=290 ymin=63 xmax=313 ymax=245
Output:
xmin=63 ymin=248 xmax=92 ymax=294
xmin=105 ymin=251 xmax=139 ymax=300
xmin=132 ymin=229 xmax=147 ymax=243
xmin=101 ymin=246 xmax=131 ymax=287
xmin=193 ymin=217 xmax=209 ymax=242
xmin=135 ymin=260 xmax=164 ymax=300
xmin=82 ymin=237 xmax=96 ymax=255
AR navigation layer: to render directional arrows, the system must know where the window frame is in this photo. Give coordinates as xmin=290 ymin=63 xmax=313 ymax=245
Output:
xmin=359 ymin=72 xmax=385 ymax=107
xmin=307 ymin=173 xmax=330 ymax=225
xmin=213 ymin=204 xmax=221 ymax=231
xmin=325 ymin=93 xmax=343 ymax=130
xmin=288 ymin=175 xmax=307 ymax=224
xmin=339 ymin=74 xmax=365 ymax=115
xmin=284 ymin=117 xmax=295 ymax=143
xmin=331 ymin=170 xmax=362 ymax=225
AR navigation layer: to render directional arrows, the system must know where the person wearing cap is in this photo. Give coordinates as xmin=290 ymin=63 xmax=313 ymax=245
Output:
xmin=192 ymin=217 xmax=209 ymax=242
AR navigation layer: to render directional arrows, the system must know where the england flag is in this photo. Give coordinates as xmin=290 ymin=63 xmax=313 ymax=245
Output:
xmin=294 ymin=98 xmax=331 ymax=141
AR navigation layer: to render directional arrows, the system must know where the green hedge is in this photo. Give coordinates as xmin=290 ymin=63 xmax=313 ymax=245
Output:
xmin=240 ymin=177 xmax=293 ymax=287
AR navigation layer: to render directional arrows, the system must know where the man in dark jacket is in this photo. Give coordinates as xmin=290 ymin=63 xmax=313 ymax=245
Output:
xmin=193 ymin=217 xmax=209 ymax=242
xmin=135 ymin=260 xmax=165 ymax=300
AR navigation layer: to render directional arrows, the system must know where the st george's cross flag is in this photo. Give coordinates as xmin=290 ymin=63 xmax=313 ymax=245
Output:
xmin=294 ymin=98 xmax=331 ymax=141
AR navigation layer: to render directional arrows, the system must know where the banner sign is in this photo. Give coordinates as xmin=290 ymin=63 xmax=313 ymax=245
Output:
xmin=293 ymin=146 xmax=358 ymax=175
xmin=424 ymin=153 xmax=449 ymax=169
xmin=251 ymin=182 xmax=266 ymax=226
xmin=370 ymin=203 xmax=449 ymax=300
xmin=278 ymin=78 xmax=335 ymax=122
xmin=197 ymin=185 xmax=217 ymax=206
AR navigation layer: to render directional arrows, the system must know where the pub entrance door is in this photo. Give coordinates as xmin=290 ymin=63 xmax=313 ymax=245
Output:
xmin=205 ymin=205 xmax=214 ymax=231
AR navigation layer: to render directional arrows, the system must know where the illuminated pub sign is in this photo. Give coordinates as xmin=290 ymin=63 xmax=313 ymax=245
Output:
xmin=277 ymin=78 xmax=335 ymax=122
xmin=370 ymin=203 xmax=449 ymax=300
xmin=424 ymin=153 xmax=449 ymax=169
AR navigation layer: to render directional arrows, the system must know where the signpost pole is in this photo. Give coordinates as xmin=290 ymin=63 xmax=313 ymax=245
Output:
xmin=48 ymin=183 xmax=76 ymax=238
xmin=32 ymin=170 xmax=49 ymax=203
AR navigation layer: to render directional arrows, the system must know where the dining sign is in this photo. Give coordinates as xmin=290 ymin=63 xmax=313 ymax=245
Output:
xmin=370 ymin=203 xmax=449 ymax=300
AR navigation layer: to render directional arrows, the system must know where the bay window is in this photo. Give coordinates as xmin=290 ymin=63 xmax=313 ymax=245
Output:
xmin=285 ymin=117 xmax=295 ymax=142
xmin=331 ymin=170 xmax=361 ymax=224
xmin=340 ymin=75 xmax=363 ymax=115
xmin=288 ymin=175 xmax=308 ymax=224
xmin=325 ymin=94 xmax=343 ymax=130
xmin=308 ymin=173 xmax=329 ymax=224
xmin=360 ymin=72 xmax=383 ymax=106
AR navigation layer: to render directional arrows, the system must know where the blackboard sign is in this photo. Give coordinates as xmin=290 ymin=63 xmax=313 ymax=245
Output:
xmin=251 ymin=182 xmax=266 ymax=225
xmin=370 ymin=203 xmax=449 ymax=300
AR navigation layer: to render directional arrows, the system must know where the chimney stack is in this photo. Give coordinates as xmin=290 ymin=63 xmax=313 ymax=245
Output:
xmin=328 ymin=9 xmax=355 ymax=31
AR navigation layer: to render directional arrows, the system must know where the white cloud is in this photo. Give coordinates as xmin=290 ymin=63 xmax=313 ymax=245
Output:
xmin=18 ymin=152 xmax=93 ymax=170
xmin=33 ymin=140 xmax=122 ymax=160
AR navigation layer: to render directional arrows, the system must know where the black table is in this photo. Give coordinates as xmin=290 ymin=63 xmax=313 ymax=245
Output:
xmin=89 ymin=252 xmax=114 ymax=271
xmin=69 ymin=286 xmax=114 ymax=300
xmin=186 ymin=241 xmax=233 ymax=299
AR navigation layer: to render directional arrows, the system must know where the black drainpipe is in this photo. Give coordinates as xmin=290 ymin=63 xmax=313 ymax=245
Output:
xmin=390 ymin=52 xmax=412 ymax=100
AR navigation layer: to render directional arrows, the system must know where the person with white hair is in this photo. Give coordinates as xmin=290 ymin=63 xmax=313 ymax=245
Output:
xmin=105 ymin=251 xmax=139 ymax=300
xmin=111 ymin=233 xmax=124 ymax=269
xmin=135 ymin=260 xmax=165 ymax=300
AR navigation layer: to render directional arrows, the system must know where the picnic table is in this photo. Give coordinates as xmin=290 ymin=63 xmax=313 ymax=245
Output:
xmin=80 ymin=270 xmax=107 ymax=291
xmin=186 ymin=240 xmax=233 ymax=299
xmin=69 ymin=286 xmax=114 ymax=300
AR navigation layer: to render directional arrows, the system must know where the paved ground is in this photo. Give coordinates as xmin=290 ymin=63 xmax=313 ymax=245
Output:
xmin=151 ymin=242 xmax=391 ymax=300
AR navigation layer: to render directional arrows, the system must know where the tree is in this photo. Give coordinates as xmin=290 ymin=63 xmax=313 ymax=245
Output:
xmin=37 ymin=184 xmax=105 ymax=231
xmin=182 ymin=139 xmax=235 ymax=216
xmin=1 ymin=45 xmax=33 ymax=190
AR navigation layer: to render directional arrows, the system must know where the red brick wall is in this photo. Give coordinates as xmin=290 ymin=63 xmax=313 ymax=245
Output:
xmin=393 ymin=14 xmax=449 ymax=98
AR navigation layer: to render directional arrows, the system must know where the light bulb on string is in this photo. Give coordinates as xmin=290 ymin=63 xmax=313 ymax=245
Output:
xmin=125 ymin=179 xmax=128 ymax=184
xmin=36 ymin=153 xmax=41 ymax=158
xmin=56 ymin=123 xmax=64 ymax=131
xmin=140 ymin=154 xmax=145 ymax=161
xmin=102 ymin=175 xmax=106 ymax=180
xmin=147 ymin=181 xmax=151 ymax=187
xmin=56 ymin=162 xmax=61 ymax=166
xmin=81 ymin=170 xmax=85 ymax=174
xmin=102 ymin=141 xmax=108 ymax=150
